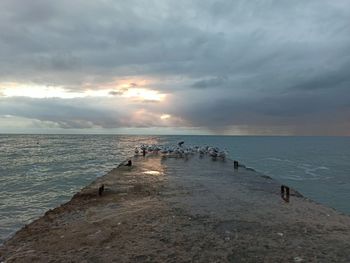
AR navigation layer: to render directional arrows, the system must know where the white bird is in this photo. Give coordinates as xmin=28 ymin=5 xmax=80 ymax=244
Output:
xmin=137 ymin=142 xmax=231 ymax=163
xmin=209 ymin=150 xmax=218 ymax=158
xmin=218 ymin=150 xmax=227 ymax=159
xmin=209 ymin=147 xmax=218 ymax=158
xmin=160 ymin=148 xmax=168 ymax=154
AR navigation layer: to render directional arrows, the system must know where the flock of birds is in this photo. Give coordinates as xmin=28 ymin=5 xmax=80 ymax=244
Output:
xmin=134 ymin=141 xmax=228 ymax=160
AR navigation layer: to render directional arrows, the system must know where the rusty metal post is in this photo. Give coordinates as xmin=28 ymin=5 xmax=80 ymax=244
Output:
xmin=98 ymin=184 xmax=104 ymax=196
xmin=286 ymin=186 xmax=290 ymax=202
xmin=281 ymin=185 xmax=290 ymax=202
xmin=234 ymin=160 xmax=239 ymax=170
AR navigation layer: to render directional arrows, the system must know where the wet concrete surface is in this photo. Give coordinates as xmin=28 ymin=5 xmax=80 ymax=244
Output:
xmin=1 ymin=155 xmax=350 ymax=262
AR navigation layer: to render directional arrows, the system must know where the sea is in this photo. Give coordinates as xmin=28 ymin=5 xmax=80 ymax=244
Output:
xmin=1 ymin=135 xmax=350 ymax=243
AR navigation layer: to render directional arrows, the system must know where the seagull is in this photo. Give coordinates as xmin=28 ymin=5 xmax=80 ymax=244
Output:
xmin=160 ymin=148 xmax=168 ymax=154
xmin=218 ymin=150 xmax=227 ymax=159
xmin=209 ymin=147 xmax=218 ymax=158
xmin=136 ymin=142 xmax=231 ymax=162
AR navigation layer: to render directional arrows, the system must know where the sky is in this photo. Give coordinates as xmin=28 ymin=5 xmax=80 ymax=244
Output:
xmin=0 ymin=0 xmax=349 ymax=135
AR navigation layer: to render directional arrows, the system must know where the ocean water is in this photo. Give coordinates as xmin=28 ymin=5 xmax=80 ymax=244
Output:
xmin=0 ymin=135 xmax=349 ymax=243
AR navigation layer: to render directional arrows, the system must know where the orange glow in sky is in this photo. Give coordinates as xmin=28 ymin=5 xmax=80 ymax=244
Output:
xmin=120 ymin=88 xmax=165 ymax=102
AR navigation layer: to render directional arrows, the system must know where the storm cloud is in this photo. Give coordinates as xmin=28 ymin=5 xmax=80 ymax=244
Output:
xmin=0 ymin=0 xmax=350 ymax=134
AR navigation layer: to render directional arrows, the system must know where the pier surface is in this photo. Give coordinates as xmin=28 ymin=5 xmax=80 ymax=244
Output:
xmin=1 ymin=156 xmax=350 ymax=262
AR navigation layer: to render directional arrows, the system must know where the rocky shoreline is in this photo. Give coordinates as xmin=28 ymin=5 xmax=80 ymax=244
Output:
xmin=1 ymin=155 xmax=350 ymax=262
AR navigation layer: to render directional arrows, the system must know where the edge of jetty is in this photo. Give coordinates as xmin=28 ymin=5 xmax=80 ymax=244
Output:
xmin=1 ymin=155 xmax=350 ymax=262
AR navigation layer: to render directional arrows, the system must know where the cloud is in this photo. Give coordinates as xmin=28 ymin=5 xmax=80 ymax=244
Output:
xmin=0 ymin=0 xmax=350 ymax=134
xmin=109 ymin=90 xmax=124 ymax=96
xmin=0 ymin=96 xmax=185 ymax=130
xmin=191 ymin=77 xmax=228 ymax=89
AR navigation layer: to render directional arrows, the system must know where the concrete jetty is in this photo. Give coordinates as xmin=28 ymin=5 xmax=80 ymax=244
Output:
xmin=1 ymin=155 xmax=350 ymax=262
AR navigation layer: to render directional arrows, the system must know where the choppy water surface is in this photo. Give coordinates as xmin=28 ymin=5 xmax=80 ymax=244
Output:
xmin=1 ymin=135 xmax=349 ymax=243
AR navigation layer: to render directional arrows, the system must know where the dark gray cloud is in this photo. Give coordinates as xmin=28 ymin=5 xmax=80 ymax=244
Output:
xmin=0 ymin=97 xmax=123 ymax=129
xmin=0 ymin=95 xmax=180 ymax=129
xmin=0 ymin=0 xmax=350 ymax=134
xmin=191 ymin=77 xmax=228 ymax=89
